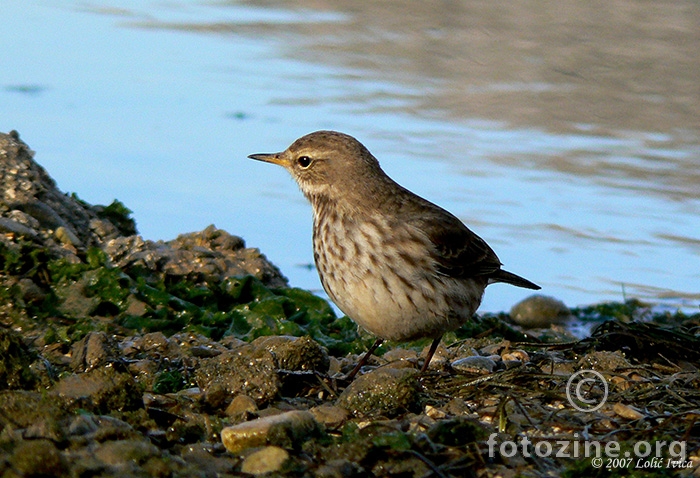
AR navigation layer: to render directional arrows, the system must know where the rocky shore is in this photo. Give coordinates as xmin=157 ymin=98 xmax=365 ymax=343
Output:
xmin=1 ymin=131 xmax=698 ymax=477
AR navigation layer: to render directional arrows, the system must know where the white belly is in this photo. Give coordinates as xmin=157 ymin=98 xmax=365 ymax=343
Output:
xmin=313 ymin=214 xmax=483 ymax=341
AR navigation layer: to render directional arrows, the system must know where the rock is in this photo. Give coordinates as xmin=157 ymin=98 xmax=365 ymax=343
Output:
xmin=123 ymin=294 xmax=150 ymax=317
xmin=9 ymin=439 xmax=66 ymax=476
xmin=93 ymin=438 xmax=160 ymax=466
xmin=16 ymin=277 xmax=46 ymax=303
xmin=336 ymin=368 xmax=420 ymax=417
xmin=381 ymin=348 xmax=418 ymax=368
xmin=53 ymin=366 xmax=143 ymax=413
xmin=309 ymin=403 xmax=349 ymax=429
xmin=501 ymin=349 xmax=529 ymax=362
xmin=195 ymin=344 xmax=280 ymax=408
xmin=510 ymin=294 xmax=571 ymax=328
xmin=55 ymin=225 xmax=82 ymax=247
xmin=71 ymin=331 xmax=121 ymax=372
xmin=315 ymin=459 xmax=365 ymax=478
xmin=252 ymin=335 xmax=330 ymax=372
xmin=53 ymin=280 xmax=100 ymax=318
xmin=220 ymin=410 xmax=319 ymax=454
xmin=0 ymin=391 xmax=67 ymax=442
xmin=240 ymin=446 xmax=290 ymax=475
xmin=0 ymin=216 xmax=38 ymax=237
xmin=225 ymin=394 xmax=259 ymax=418
xmin=426 ymin=417 xmax=490 ymax=447
xmin=578 ymin=350 xmax=631 ymax=372
xmin=179 ymin=445 xmax=238 ymax=476
xmin=0 ymin=328 xmax=38 ymax=390
xmin=0 ymin=131 xmax=133 ymax=254
xmin=421 ymin=342 xmax=450 ymax=370
xmin=613 ymin=402 xmax=645 ymax=420
xmin=451 ymin=355 xmax=498 ymax=374
xmin=89 ymin=218 xmax=121 ymax=241
xmin=103 ymin=225 xmax=287 ymax=289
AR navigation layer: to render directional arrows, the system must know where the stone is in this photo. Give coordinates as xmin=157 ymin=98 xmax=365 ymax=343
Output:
xmin=451 ymin=356 xmax=498 ymax=374
xmin=578 ymin=350 xmax=631 ymax=372
xmin=195 ymin=344 xmax=280 ymax=408
xmin=240 ymin=446 xmax=290 ymax=475
xmin=0 ymin=392 xmax=67 ymax=444
xmin=93 ymin=439 xmax=160 ymax=466
xmin=252 ymin=335 xmax=330 ymax=372
xmin=0 ymin=216 xmax=38 ymax=237
xmin=0 ymin=328 xmax=38 ymax=390
xmin=336 ymin=368 xmax=420 ymax=417
xmin=71 ymin=331 xmax=121 ymax=372
xmin=9 ymin=439 xmax=66 ymax=476
xmin=53 ymin=281 xmax=100 ymax=319
xmin=510 ymin=294 xmax=571 ymax=328
xmin=225 ymin=394 xmax=259 ymax=418
xmin=0 ymin=131 xmax=133 ymax=253
xmin=103 ymin=225 xmax=288 ymax=289
xmin=16 ymin=277 xmax=46 ymax=303
xmin=314 ymin=459 xmax=365 ymax=478
xmin=220 ymin=410 xmax=319 ymax=454
xmin=309 ymin=403 xmax=349 ymax=428
xmin=55 ymin=225 xmax=82 ymax=247
xmin=53 ymin=366 xmax=143 ymax=413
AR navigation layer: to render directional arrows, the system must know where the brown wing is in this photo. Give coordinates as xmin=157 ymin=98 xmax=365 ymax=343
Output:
xmin=387 ymin=183 xmax=539 ymax=289
xmin=412 ymin=207 xmax=503 ymax=280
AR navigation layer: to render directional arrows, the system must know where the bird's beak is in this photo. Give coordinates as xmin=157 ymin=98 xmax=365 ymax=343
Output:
xmin=248 ymin=152 xmax=286 ymax=166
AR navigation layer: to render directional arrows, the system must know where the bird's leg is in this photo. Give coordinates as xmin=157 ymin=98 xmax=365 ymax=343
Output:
xmin=420 ymin=336 xmax=443 ymax=373
xmin=345 ymin=338 xmax=384 ymax=380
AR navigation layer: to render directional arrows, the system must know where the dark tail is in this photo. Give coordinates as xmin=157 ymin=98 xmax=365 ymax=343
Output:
xmin=489 ymin=269 xmax=541 ymax=290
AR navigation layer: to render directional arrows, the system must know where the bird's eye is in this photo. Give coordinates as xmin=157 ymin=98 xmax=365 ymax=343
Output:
xmin=297 ymin=156 xmax=312 ymax=168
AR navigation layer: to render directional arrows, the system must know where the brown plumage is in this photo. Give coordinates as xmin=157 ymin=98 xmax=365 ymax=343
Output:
xmin=249 ymin=130 xmax=539 ymax=378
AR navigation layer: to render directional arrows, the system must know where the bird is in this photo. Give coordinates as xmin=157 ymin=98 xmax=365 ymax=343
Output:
xmin=248 ymin=130 xmax=540 ymax=379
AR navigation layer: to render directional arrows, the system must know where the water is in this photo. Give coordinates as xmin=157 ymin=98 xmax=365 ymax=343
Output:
xmin=2 ymin=0 xmax=698 ymax=313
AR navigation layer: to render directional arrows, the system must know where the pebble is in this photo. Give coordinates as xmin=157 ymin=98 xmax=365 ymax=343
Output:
xmin=336 ymin=367 xmax=420 ymax=417
xmin=225 ymin=394 xmax=259 ymax=418
xmin=195 ymin=345 xmax=280 ymax=408
xmin=55 ymin=225 xmax=82 ymax=247
xmin=9 ymin=439 xmax=65 ymax=476
xmin=309 ymin=403 xmax=349 ymax=428
xmin=579 ymin=350 xmax=631 ymax=372
xmin=510 ymin=294 xmax=571 ymax=328
xmin=220 ymin=410 xmax=319 ymax=454
xmin=502 ymin=350 xmax=530 ymax=362
xmin=52 ymin=366 xmax=143 ymax=413
xmin=240 ymin=446 xmax=290 ymax=475
xmin=451 ymin=356 xmax=497 ymax=374
xmin=613 ymin=402 xmax=645 ymax=420
xmin=93 ymin=439 xmax=159 ymax=466
xmin=315 ymin=459 xmax=365 ymax=478
xmin=252 ymin=335 xmax=330 ymax=372
xmin=70 ymin=331 xmax=120 ymax=372
xmin=0 ymin=216 xmax=38 ymax=237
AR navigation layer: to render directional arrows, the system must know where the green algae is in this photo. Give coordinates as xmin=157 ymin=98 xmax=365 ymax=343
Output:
xmin=0 ymin=329 xmax=38 ymax=390
xmin=96 ymin=199 xmax=137 ymax=236
xmin=152 ymin=370 xmax=186 ymax=394
xmin=0 ymin=239 xmax=363 ymax=352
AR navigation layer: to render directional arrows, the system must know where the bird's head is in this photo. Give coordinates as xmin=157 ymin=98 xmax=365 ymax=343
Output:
xmin=248 ymin=130 xmax=385 ymax=201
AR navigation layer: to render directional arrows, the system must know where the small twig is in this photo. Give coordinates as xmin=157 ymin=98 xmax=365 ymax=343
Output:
xmin=314 ymin=371 xmax=339 ymax=399
xmin=407 ymin=449 xmax=448 ymax=478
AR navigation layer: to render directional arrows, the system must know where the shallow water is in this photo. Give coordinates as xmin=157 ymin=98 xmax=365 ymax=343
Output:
xmin=2 ymin=1 xmax=698 ymax=312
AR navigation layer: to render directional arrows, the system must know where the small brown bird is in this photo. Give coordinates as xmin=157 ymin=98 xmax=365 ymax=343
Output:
xmin=249 ymin=131 xmax=540 ymax=378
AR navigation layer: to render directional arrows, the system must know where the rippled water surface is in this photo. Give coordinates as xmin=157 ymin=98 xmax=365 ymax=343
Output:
xmin=2 ymin=1 xmax=698 ymax=312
